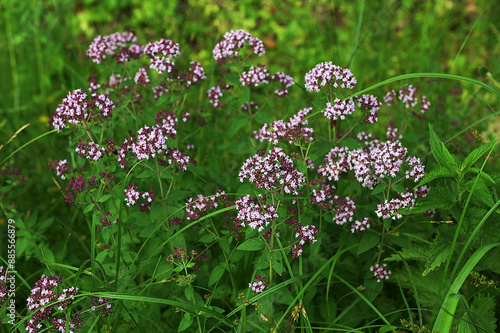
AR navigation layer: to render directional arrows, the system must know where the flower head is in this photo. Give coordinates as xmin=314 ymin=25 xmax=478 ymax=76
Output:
xmin=305 ymin=62 xmax=356 ymax=92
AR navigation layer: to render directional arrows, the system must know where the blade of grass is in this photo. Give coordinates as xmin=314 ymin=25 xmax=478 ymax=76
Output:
xmin=432 ymin=243 xmax=500 ymax=333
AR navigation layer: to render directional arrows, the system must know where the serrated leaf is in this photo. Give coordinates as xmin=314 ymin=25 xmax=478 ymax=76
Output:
xmin=429 ymin=123 xmax=459 ymax=169
xmin=415 ymin=166 xmax=457 ymax=188
xmin=371 ymin=183 xmax=387 ymax=195
xmin=237 ymin=237 xmax=264 ymax=251
xmin=465 ymin=178 xmax=495 ymax=207
xmin=470 ymin=294 xmax=497 ymax=332
xmin=385 ymin=245 xmax=428 ymax=262
xmin=423 ymin=243 xmax=450 ymax=276
xmin=469 ymin=168 xmax=495 ymax=184
xmin=401 ymin=187 xmax=456 ymax=214
xmin=461 ymin=141 xmax=496 ymax=172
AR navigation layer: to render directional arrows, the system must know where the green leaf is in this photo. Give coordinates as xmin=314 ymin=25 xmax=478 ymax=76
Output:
xmin=357 ymin=231 xmax=380 ymax=255
xmin=242 ymin=86 xmax=250 ymax=102
xmin=199 ymin=233 xmax=216 ymax=243
xmin=415 ymin=166 xmax=457 ymax=188
xmin=379 ymin=325 xmax=398 ymax=333
xmin=392 ymin=183 xmax=406 ymax=193
xmin=83 ymin=204 xmax=95 ymax=214
xmin=229 ymin=115 xmax=248 ymax=137
xmin=99 ymin=194 xmax=112 ymax=203
xmin=208 ymin=264 xmax=225 ymax=287
xmin=178 ymin=313 xmax=193 ymax=332
xmin=401 ymin=187 xmax=456 ymax=214
xmin=371 ymin=183 xmax=387 ymax=196
xmin=340 ymin=138 xmax=363 ymax=150
xmin=465 ymin=178 xmax=495 ymax=207
xmin=237 ymin=237 xmax=264 ymax=251
xmin=429 ymin=123 xmax=459 ymax=169
xmin=461 ymin=141 xmax=496 ymax=172
xmin=470 ymin=294 xmax=497 ymax=332
xmin=253 ymin=112 xmax=273 ymax=124
xmin=469 ymin=168 xmax=495 ymax=184
xmin=423 ymin=243 xmax=450 ymax=276
xmin=184 ymin=285 xmax=193 ymax=301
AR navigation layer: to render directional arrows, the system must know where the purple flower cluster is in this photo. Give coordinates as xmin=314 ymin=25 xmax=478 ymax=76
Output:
xmin=384 ymin=84 xmax=430 ymax=114
xmin=323 ymin=98 xmax=356 ymax=121
xmin=370 ymin=264 xmax=391 ymax=282
xmin=162 ymin=148 xmax=196 ymax=171
xmin=213 ymin=29 xmax=265 ymax=60
xmin=239 ymin=147 xmax=305 ymax=195
xmin=144 ymin=39 xmax=180 ymax=74
xmin=375 ymin=186 xmax=429 ymax=220
xmin=356 ymin=94 xmax=382 ymax=124
xmin=50 ymin=89 xmax=115 ymax=131
xmin=50 ymin=89 xmax=88 ymax=131
xmin=52 ymin=315 xmax=82 ymax=333
xmin=0 ymin=267 xmax=10 ymax=302
xmin=295 ymin=224 xmax=318 ymax=245
xmin=55 ymin=286 xmax=78 ymax=311
xmin=124 ymin=183 xmax=155 ymax=211
xmin=317 ymin=131 xmax=423 ymax=190
xmin=178 ymin=62 xmax=206 ymax=88
xmin=134 ymin=66 xmax=150 ymax=86
xmin=254 ymin=107 xmax=314 ymax=144
xmin=249 ymin=275 xmax=269 ymax=294
xmin=91 ymin=295 xmax=113 ymax=316
xmin=25 ymin=275 xmax=62 ymax=331
xmin=98 ymin=211 xmax=118 ymax=231
xmin=305 ymin=62 xmax=357 ymax=92
xmin=51 ymin=159 xmax=70 ymax=180
xmin=271 ymin=72 xmax=295 ymax=97
xmin=185 ymin=190 xmax=228 ymax=221
xmin=118 ymin=117 xmax=177 ymax=166
xmin=309 ymin=184 xmax=336 ymax=210
xmin=75 ymin=142 xmax=105 ymax=161
xmin=234 ymin=195 xmax=278 ymax=232
xmin=240 ymin=64 xmax=270 ymax=86
xmin=351 ymin=217 xmax=371 ymax=233
xmin=332 ymin=196 xmax=357 ymax=225
xmin=86 ymin=32 xmax=142 ymax=64
xmin=207 ymin=84 xmax=232 ymax=108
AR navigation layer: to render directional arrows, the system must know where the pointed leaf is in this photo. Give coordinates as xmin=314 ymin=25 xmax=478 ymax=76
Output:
xmin=461 ymin=141 xmax=496 ymax=171
xmin=415 ymin=166 xmax=457 ymax=188
xmin=429 ymin=124 xmax=458 ymax=169
xmin=237 ymin=237 xmax=264 ymax=251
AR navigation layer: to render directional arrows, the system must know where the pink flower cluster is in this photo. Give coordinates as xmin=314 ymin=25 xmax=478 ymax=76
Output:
xmin=134 ymin=66 xmax=150 ymax=86
xmin=91 ymin=295 xmax=113 ymax=316
xmin=52 ymin=159 xmax=70 ymax=180
xmin=370 ymin=264 xmax=391 ymax=282
xmin=75 ymin=142 xmax=105 ymax=161
xmin=254 ymin=107 xmax=314 ymax=144
xmin=178 ymin=62 xmax=206 ymax=88
xmin=384 ymin=84 xmax=430 ymax=114
xmin=144 ymin=39 xmax=180 ymax=74
xmin=50 ymin=89 xmax=115 ymax=131
xmin=239 ymin=147 xmax=305 ymax=195
xmin=0 ymin=266 xmax=10 ymax=302
xmin=25 ymin=275 xmax=62 ymax=331
xmin=356 ymin=94 xmax=382 ymax=124
xmin=52 ymin=315 xmax=82 ymax=333
xmin=234 ymin=195 xmax=278 ymax=232
xmin=323 ymin=98 xmax=356 ymax=121
xmin=124 ymin=183 xmax=155 ymax=211
xmin=118 ymin=115 xmax=177 ymax=167
xmin=375 ymin=186 xmax=429 ymax=220
xmin=185 ymin=190 xmax=228 ymax=221
xmin=162 ymin=148 xmax=196 ymax=171
xmin=305 ymin=62 xmax=357 ymax=92
xmin=207 ymin=84 xmax=232 ymax=108
xmin=295 ymin=224 xmax=318 ymax=245
xmin=240 ymin=64 xmax=270 ymax=86
xmin=317 ymin=130 xmax=424 ymax=190
xmin=86 ymin=32 xmax=143 ymax=64
xmin=249 ymin=275 xmax=269 ymax=294
xmin=213 ymin=29 xmax=265 ymax=60
xmin=351 ymin=218 xmax=371 ymax=233
xmin=271 ymin=72 xmax=295 ymax=97
xmin=332 ymin=196 xmax=356 ymax=225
